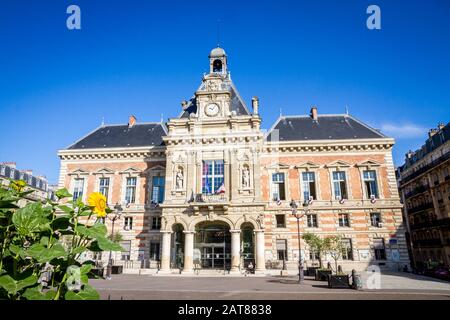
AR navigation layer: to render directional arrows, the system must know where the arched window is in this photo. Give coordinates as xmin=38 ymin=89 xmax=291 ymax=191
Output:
xmin=213 ymin=59 xmax=222 ymax=72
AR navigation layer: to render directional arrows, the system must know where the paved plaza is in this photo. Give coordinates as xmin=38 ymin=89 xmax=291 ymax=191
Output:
xmin=90 ymin=272 xmax=450 ymax=300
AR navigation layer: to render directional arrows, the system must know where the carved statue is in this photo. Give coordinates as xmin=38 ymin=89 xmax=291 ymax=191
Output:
xmin=176 ymin=168 xmax=184 ymax=189
xmin=242 ymin=167 xmax=250 ymax=188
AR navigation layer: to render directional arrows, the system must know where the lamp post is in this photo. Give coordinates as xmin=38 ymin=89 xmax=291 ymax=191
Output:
xmin=105 ymin=203 xmax=123 ymax=280
xmin=290 ymin=199 xmax=312 ymax=284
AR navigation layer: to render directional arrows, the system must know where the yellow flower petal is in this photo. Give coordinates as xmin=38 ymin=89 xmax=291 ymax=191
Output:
xmin=88 ymin=192 xmax=108 ymax=217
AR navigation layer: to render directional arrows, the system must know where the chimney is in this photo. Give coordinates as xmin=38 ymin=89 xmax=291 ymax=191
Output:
xmin=310 ymin=106 xmax=318 ymax=121
xmin=23 ymin=170 xmax=33 ymax=175
xmin=252 ymin=97 xmax=259 ymax=115
xmin=428 ymin=128 xmax=438 ymax=138
xmin=406 ymin=150 xmax=414 ymax=159
xmin=128 ymin=115 xmax=137 ymax=128
xmin=438 ymin=123 xmax=445 ymax=130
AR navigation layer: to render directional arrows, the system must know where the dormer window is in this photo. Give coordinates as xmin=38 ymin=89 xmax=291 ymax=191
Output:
xmin=213 ymin=59 xmax=222 ymax=73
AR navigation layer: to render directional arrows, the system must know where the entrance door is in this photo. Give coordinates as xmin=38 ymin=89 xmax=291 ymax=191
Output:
xmin=195 ymin=221 xmax=231 ymax=269
xmin=213 ymin=246 xmax=224 ymax=269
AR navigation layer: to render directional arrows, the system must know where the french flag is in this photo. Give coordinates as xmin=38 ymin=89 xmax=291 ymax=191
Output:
xmin=215 ymin=182 xmax=226 ymax=194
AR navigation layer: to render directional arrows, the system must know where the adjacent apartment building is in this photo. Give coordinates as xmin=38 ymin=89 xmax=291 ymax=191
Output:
xmin=0 ymin=162 xmax=54 ymax=205
xmin=57 ymin=47 xmax=409 ymax=274
xmin=397 ymin=123 xmax=450 ymax=270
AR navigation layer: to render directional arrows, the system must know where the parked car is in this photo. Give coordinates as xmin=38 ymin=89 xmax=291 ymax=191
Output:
xmin=433 ymin=267 xmax=450 ymax=281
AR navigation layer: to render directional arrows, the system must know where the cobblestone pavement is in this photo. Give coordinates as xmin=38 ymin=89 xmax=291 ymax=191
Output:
xmin=90 ymin=273 xmax=450 ymax=300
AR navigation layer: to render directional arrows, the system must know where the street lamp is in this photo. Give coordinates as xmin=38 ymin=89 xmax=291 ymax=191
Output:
xmin=290 ymin=198 xmax=312 ymax=284
xmin=105 ymin=202 xmax=123 ymax=280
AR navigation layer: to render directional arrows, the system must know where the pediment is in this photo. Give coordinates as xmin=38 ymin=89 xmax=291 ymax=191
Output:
xmin=265 ymin=162 xmax=291 ymax=170
xmin=120 ymin=167 xmax=142 ymax=175
xmin=325 ymin=160 xmax=352 ymax=169
xmin=68 ymin=169 xmax=89 ymax=176
xmin=295 ymin=161 xmax=320 ymax=170
xmin=93 ymin=168 xmax=115 ymax=175
xmin=356 ymin=159 xmax=382 ymax=168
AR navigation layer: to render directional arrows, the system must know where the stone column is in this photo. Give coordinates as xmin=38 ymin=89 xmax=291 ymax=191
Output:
xmin=159 ymin=231 xmax=172 ymax=273
xmin=254 ymin=229 xmax=266 ymax=273
xmin=230 ymin=229 xmax=241 ymax=273
xmin=182 ymin=231 xmax=195 ymax=274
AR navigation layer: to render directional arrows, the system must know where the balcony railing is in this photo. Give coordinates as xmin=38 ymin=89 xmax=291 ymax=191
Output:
xmin=400 ymin=151 xmax=450 ymax=185
xmin=408 ymin=202 xmax=434 ymax=214
xmin=410 ymin=217 xmax=450 ymax=230
xmin=193 ymin=193 xmax=227 ymax=203
xmin=405 ymin=185 xmax=428 ymax=198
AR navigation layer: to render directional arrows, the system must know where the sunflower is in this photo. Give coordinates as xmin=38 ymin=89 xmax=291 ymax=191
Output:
xmin=10 ymin=180 xmax=27 ymax=192
xmin=88 ymin=192 xmax=108 ymax=217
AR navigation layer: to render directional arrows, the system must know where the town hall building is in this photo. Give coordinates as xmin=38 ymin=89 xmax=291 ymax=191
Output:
xmin=57 ymin=47 xmax=409 ymax=274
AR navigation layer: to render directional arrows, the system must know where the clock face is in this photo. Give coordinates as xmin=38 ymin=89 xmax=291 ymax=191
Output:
xmin=205 ymin=103 xmax=220 ymax=117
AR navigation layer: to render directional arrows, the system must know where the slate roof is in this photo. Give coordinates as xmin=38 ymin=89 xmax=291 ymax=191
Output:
xmin=67 ymin=123 xmax=167 ymax=150
xmin=266 ymin=115 xmax=386 ymax=142
xmin=179 ymin=83 xmax=250 ymax=118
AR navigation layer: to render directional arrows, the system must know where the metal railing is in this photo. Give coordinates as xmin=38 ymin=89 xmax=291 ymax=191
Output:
xmin=194 ymin=193 xmax=227 ymax=203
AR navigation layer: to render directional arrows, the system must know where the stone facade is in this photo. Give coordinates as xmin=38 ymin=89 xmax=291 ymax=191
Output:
xmin=398 ymin=123 xmax=450 ymax=270
xmin=57 ymin=47 xmax=409 ymax=274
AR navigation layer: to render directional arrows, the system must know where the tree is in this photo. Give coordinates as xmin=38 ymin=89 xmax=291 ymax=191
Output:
xmin=324 ymin=235 xmax=346 ymax=274
xmin=302 ymin=233 xmax=327 ymax=268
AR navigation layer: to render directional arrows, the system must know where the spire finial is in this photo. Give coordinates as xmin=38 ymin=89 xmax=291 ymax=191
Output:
xmin=101 ymin=116 xmax=105 ymax=127
xmin=216 ymin=19 xmax=221 ymax=47
xmin=160 ymin=113 xmax=164 ymax=123
xmin=345 ymin=105 xmax=349 ymax=115
xmin=279 ymin=108 xmax=283 ymax=117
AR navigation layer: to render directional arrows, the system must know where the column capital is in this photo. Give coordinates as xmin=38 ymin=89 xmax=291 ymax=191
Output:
xmin=254 ymin=229 xmax=265 ymax=233
xmin=161 ymin=230 xmax=173 ymax=234
xmin=183 ymin=230 xmax=196 ymax=234
xmin=229 ymin=229 xmax=241 ymax=234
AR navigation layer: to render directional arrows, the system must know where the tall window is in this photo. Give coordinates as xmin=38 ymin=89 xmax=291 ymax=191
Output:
xmin=99 ymin=177 xmax=110 ymax=199
xmin=151 ymin=217 xmax=161 ymax=230
xmin=302 ymin=172 xmax=317 ymax=200
xmin=124 ymin=217 xmax=133 ymax=230
xmin=150 ymin=242 xmax=160 ymax=260
xmin=271 ymin=173 xmax=286 ymax=201
xmin=363 ymin=170 xmax=379 ymax=198
xmin=373 ymin=238 xmax=386 ymax=260
xmin=125 ymin=177 xmax=137 ymax=204
xmin=151 ymin=176 xmax=165 ymax=204
xmin=120 ymin=240 xmax=131 ymax=261
xmin=306 ymin=214 xmax=318 ymax=228
xmin=202 ymin=160 xmax=224 ymax=194
xmin=72 ymin=178 xmax=84 ymax=201
xmin=338 ymin=213 xmax=350 ymax=227
xmin=370 ymin=212 xmax=382 ymax=227
xmin=276 ymin=215 xmax=286 ymax=228
xmin=276 ymin=239 xmax=287 ymax=260
xmin=341 ymin=238 xmax=353 ymax=260
xmin=332 ymin=171 xmax=348 ymax=200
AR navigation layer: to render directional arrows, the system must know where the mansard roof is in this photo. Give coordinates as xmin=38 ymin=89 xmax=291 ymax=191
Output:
xmin=66 ymin=122 xmax=167 ymax=150
xmin=179 ymin=82 xmax=251 ymax=118
xmin=266 ymin=114 xmax=386 ymax=142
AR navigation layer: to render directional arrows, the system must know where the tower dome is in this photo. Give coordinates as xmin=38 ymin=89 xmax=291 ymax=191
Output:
xmin=209 ymin=47 xmax=226 ymax=58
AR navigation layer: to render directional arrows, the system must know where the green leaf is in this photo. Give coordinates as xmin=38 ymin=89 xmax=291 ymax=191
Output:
xmin=27 ymin=243 xmax=67 ymax=263
xmin=80 ymin=264 xmax=92 ymax=274
xmin=57 ymin=205 xmax=74 ymax=214
xmin=12 ymin=202 xmax=51 ymax=236
xmin=72 ymin=246 xmax=87 ymax=255
xmin=0 ymin=274 xmax=16 ymax=294
xmin=64 ymin=284 xmax=99 ymax=300
xmin=51 ymin=216 xmax=71 ymax=231
xmin=55 ymin=188 xmax=72 ymax=199
xmin=75 ymin=223 xmax=107 ymax=239
xmin=0 ymin=274 xmax=37 ymax=295
xmin=96 ymin=236 xmax=124 ymax=251
xmin=23 ymin=286 xmax=56 ymax=300
xmin=0 ymin=201 xmax=19 ymax=209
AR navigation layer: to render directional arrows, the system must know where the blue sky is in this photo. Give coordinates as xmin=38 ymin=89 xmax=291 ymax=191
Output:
xmin=0 ymin=0 xmax=449 ymax=183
